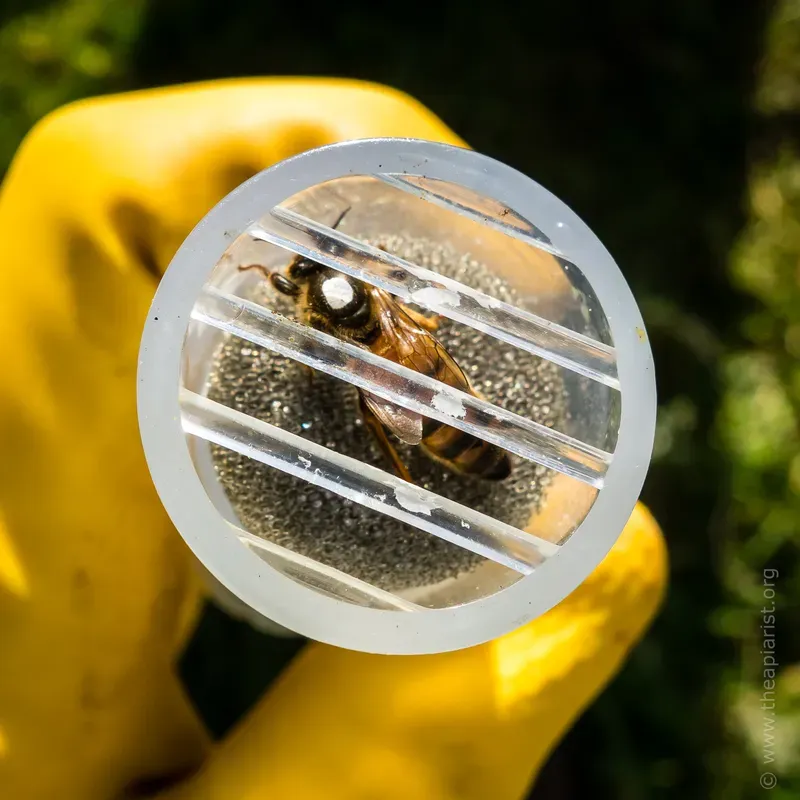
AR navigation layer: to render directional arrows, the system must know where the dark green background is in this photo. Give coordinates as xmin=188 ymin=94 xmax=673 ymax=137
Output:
xmin=1 ymin=1 xmax=798 ymax=798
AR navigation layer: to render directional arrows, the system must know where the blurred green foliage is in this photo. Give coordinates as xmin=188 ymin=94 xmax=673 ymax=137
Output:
xmin=0 ymin=0 xmax=797 ymax=798
xmin=718 ymin=2 xmax=800 ymax=790
xmin=0 ymin=0 xmax=144 ymax=171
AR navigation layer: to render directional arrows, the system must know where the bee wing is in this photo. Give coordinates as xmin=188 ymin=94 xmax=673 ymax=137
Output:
xmin=426 ymin=336 xmax=472 ymax=394
xmin=375 ymin=290 xmax=473 ymax=395
xmin=360 ymin=391 xmax=423 ymax=445
xmin=359 ymin=289 xmax=473 ymax=444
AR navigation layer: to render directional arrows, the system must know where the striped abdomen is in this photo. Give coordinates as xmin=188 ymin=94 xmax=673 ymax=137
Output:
xmin=421 ymin=417 xmax=512 ymax=480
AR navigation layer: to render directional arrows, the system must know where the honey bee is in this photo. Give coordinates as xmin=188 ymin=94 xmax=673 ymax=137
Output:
xmin=240 ymin=210 xmax=511 ymax=483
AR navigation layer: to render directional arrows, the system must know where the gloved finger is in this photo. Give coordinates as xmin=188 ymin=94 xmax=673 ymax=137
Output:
xmin=0 ymin=79 xmax=465 ymax=800
xmin=155 ymin=503 xmax=666 ymax=800
xmin=5 ymin=77 xmax=466 ymax=286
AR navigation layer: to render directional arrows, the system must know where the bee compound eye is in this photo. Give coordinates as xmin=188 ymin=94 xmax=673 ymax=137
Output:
xmin=138 ymin=138 xmax=655 ymax=655
xmin=288 ymin=257 xmax=320 ymax=278
xmin=270 ymin=273 xmax=300 ymax=297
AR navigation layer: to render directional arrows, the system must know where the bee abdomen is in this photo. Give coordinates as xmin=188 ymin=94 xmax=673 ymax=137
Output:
xmin=461 ymin=441 xmax=512 ymax=480
xmin=422 ymin=423 xmax=512 ymax=481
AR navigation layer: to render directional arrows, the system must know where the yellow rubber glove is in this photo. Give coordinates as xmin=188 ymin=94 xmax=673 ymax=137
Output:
xmin=0 ymin=78 xmax=667 ymax=800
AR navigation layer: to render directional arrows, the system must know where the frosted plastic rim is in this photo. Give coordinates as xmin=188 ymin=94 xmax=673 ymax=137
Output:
xmin=137 ymin=138 xmax=656 ymax=655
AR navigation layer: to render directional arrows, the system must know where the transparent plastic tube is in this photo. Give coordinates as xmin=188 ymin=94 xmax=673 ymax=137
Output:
xmin=137 ymin=138 xmax=656 ymax=654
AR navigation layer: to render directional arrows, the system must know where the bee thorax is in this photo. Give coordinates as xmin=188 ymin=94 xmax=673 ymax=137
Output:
xmin=321 ymin=275 xmax=355 ymax=310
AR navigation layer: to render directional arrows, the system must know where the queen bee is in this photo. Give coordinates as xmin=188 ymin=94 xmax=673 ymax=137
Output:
xmin=241 ymin=211 xmax=511 ymax=483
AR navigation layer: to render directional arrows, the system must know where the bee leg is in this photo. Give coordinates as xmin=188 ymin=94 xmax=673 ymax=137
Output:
xmin=359 ymin=394 xmax=414 ymax=484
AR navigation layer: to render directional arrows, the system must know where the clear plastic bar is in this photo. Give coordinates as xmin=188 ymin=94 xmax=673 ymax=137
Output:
xmin=193 ymin=288 xmax=612 ymax=487
xmin=234 ymin=526 xmax=423 ymax=611
xmin=249 ymin=207 xmax=619 ymax=389
xmin=181 ymin=388 xmax=559 ymax=574
xmin=372 ymin=173 xmax=564 ymax=257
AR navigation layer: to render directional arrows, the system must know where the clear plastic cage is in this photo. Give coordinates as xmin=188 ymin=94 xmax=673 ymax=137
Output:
xmin=138 ymin=139 xmax=655 ymax=654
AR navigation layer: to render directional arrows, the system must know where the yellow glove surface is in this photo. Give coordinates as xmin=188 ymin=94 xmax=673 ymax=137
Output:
xmin=0 ymin=78 xmax=667 ymax=800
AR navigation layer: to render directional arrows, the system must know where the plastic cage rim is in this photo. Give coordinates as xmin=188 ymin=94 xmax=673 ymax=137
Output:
xmin=137 ymin=137 xmax=656 ymax=655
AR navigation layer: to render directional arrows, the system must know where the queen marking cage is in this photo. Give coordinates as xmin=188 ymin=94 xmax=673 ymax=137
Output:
xmin=137 ymin=138 xmax=656 ymax=654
